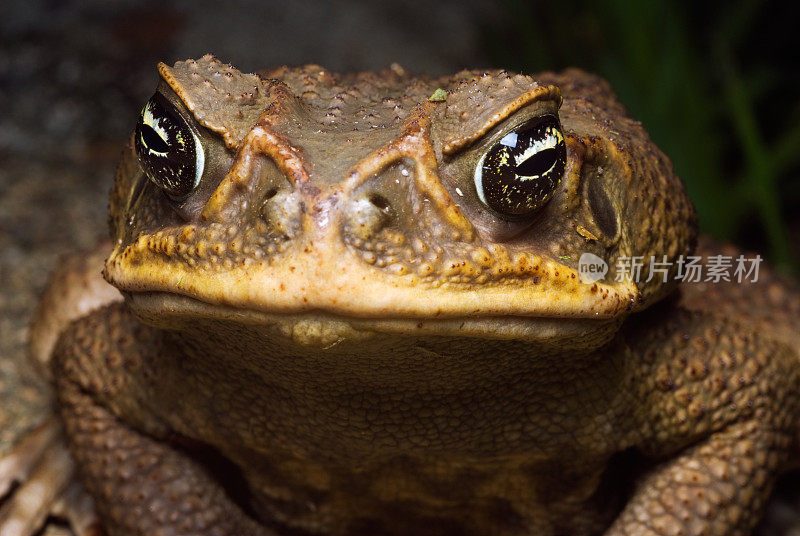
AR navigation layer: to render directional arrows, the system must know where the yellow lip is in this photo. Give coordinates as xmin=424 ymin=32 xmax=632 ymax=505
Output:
xmin=105 ymin=230 xmax=636 ymax=323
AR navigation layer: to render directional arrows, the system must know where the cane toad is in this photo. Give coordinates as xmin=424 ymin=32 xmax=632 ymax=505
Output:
xmin=2 ymin=55 xmax=800 ymax=536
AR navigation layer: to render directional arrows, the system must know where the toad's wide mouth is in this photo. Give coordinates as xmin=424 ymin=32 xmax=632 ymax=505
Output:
xmin=105 ymin=236 xmax=636 ymax=346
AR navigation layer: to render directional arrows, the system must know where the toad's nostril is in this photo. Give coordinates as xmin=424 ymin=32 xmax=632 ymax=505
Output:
xmin=264 ymin=187 xmax=279 ymax=201
xmin=368 ymin=193 xmax=391 ymax=214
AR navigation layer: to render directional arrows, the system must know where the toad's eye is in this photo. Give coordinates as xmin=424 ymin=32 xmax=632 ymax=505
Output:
xmin=134 ymin=93 xmax=204 ymax=199
xmin=474 ymin=116 xmax=566 ymax=219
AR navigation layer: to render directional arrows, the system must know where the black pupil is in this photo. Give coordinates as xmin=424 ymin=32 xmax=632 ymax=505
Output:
xmin=516 ymin=147 xmax=558 ymax=177
xmin=141 ymin=123 xmax=169 ymax=153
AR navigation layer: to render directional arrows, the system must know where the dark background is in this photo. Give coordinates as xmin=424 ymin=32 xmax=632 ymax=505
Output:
xmin=0 ymin=0 xmax=797 ymax=534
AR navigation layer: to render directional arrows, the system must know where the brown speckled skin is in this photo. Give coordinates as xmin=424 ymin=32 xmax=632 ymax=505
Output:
xmin=46 ymin=56 xmax=799 ymax=535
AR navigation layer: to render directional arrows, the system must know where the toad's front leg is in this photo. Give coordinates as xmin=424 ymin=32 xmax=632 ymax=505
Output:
xmin=607 ymin=310 xmax=800 ymax=536
xmin=607 ymin=420 xmax=788 ymax=536
xmin=1 ymin=246 xmax=118 ymax=536
xmin=53 ymin=303 xmax=271 ymax=536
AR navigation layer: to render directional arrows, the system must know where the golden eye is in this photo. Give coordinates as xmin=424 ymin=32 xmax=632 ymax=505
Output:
xmin=134 ymin=93 xmax=204 ymax=199
xmin=474 ymin=115 xmax=566 ymax=219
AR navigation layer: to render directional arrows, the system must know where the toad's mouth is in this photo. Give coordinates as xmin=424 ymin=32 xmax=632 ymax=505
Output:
xmin=105 ymin=237 xmax=635 ymax=315
xmin=106 ymin=236 xmax=636 ymax=347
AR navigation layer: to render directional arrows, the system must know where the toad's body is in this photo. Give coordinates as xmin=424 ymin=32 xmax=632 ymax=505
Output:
xmin=2 ymin=56 xmax=799 ymax=536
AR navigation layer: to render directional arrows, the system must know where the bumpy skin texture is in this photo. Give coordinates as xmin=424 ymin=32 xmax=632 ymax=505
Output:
xmin=38 ymin=56 xmax=800 ymax=535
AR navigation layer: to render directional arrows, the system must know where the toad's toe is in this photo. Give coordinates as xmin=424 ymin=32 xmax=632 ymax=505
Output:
xmin=0 ymin=419 xmax=99 ymax=536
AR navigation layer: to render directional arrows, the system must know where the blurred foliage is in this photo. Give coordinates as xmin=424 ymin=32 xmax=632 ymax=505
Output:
xmin=483 ymin=0 xmax=799 ymax=275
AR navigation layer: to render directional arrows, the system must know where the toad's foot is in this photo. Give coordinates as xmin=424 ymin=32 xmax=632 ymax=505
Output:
xmin=1 ymin=244 xmax=120 ymax=536
xmin=0 ymin=419 xmax=101 ymax=536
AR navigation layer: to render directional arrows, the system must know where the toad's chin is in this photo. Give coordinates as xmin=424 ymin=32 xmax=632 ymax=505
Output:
xmin=123 ymin=290 xmax=624 ymax=350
